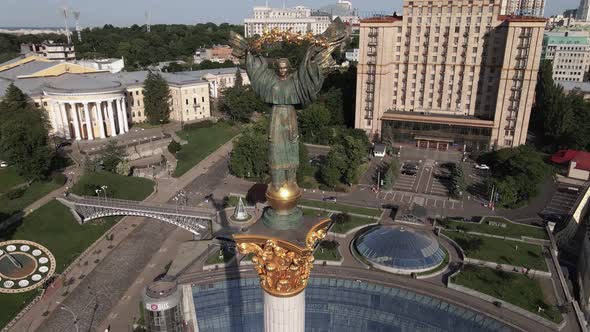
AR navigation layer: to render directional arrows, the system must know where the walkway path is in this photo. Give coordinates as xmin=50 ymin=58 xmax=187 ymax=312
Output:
xmin=7 ymin=140 xmax=234 ymax=332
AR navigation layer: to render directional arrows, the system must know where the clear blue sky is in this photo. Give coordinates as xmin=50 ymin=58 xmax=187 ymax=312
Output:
xmin=0 ymin=0 xmax=580 ymax=27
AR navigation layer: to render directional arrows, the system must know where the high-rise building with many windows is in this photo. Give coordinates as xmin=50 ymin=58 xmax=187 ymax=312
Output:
xmin=244 ymin=5 xmax=331 ymax=38
xmin=355 ymin=0 xmax=545 ymax=150
xmin=501 ymin=0 xmax=545 ymax=17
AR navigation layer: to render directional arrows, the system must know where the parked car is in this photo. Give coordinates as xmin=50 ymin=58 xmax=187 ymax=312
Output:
xmin=401 ymin=169 xmax=417 ymax=176
xmin=57 ymin=141 xmax=72 ymax=149
xmin=474 ymin=163 xmax=490 ymax=170
xmin=322 ymin=196 xmax=337 ymax=202
xmin=0 ymin=161 xmax=8 ymax=168
xmin=403 ymin=163 xmax=419 ymax=171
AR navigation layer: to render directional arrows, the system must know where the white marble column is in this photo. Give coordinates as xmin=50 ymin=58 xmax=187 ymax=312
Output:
xmin=120 ymin=98 xmax=129 ymax=132
xmin=59 ymin=103 xmax=71 ymax=139
xmin=51 ymin=103 xmax=63 ymax=137
xmin=95 ymin=101 xmax=106 ymax=139
xmin=70 ymin=103 xmax=82 ymax=141
xmin=107 ymin=100 xmax=117 ymax=137
xmin=264 ymin=290 xmax=305 ymax=332
xmin=83 ymin=102 xmax=94 ymax=140
xmin=116 ymin=99 xmax=125 ymax=134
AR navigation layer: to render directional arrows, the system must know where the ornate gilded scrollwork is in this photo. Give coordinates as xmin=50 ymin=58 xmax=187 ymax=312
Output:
xmin=234 ymin=219 xmax=331 ymax=297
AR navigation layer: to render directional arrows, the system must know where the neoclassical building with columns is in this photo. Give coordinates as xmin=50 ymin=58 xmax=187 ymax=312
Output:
xmin=0 ymin=54 xmax=249 ymax=141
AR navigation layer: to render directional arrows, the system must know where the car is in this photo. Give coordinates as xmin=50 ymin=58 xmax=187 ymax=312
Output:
xmin=403 ymin=163 xmax=419 ymax=171
xmin=474 ymin=163 xmax=490 ymax=170
xmin=401 ymin=169 xmax=417 ymax=176
xmin=0 ymin=161 xmax=7 ymax=168
xmin=57 ymin=141 xmax=72 ymax=149
xmin=322 ymin=196 xmax=337 ymax=202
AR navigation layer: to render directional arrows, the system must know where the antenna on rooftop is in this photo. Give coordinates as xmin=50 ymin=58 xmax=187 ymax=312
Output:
xmin=145 ymin=10 xmax=151 ymax=33
xmin=62 ymin=7 xmax=71 ymax=44
xmin=73 ymin=11 xmax=82 ymax=42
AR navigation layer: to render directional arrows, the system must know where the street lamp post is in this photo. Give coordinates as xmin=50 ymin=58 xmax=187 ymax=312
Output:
xmin=57 ymin=302 xmax=79 ymax=332
xmin=101 ymin=185 xmax=108 ymax=201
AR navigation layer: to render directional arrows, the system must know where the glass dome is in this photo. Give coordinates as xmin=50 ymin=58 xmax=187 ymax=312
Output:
xmin=355 ymin=225 xmax=445 ymax=274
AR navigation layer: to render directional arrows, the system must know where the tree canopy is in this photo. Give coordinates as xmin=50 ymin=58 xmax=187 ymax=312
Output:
xmin=143 ymin=71 xmax=171 ymax=125
xmin=220 ymin=85 xmax=267 ymax=122
xmin=0 ymin=84 xmax=54 ymax=180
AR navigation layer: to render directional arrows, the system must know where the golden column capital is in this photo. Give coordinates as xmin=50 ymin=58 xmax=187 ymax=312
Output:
xmin=233 ymin=219 xmax=330 ymax=297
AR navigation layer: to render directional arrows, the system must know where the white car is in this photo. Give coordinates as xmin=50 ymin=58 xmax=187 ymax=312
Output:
xmin=0 ymin=161 xmax=8 ymax=168
xmin=474 ymin=163 xmax=490 ymax=170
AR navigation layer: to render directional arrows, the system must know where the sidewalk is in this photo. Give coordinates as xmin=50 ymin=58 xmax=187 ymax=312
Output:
xmin=6 ymin=140 xmax=235 ymax=332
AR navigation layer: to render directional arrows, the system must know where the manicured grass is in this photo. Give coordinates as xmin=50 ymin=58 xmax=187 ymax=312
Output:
xmin=330 ymin=215 xmax=376 ymax=234
xmin=301 ymin=208 xmax=331 ymax=218
xmin=440 ymin=216 xmax=548 ymax=240
xmin=0 ymin=200 xmax=119 ymax=329
xmin=443 ymin=231 xmax=548 ymax=271
xmin=314 ymin=243 xmax=342 ymax=261
xmin=299 ymin=198 xmax=381 ymax=217
xmin=206 ymin=248 xmax=235 ymax=265
xmin=70 ymin=171 xmax=154 ymax=201
xmin=452 ymin=265 xmax=562 ymax=323
xmin=173 ymin=122 xmax=238 ymax=177
xmin=0 ymin=181 xmax=61 ymax=222
xmin=0 ymin=168 xmax=25 ymax=193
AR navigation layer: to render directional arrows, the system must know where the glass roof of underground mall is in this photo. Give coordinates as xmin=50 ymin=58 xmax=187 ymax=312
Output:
xmin=192 ymin=277 xmax=512 ymax=332
xmin=355 ymin=226 xmax=446 ymax=272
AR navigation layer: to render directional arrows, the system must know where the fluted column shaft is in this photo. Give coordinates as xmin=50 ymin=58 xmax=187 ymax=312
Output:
xmin=71 ymin=103 xmax=82 ymax=141
xmin=83 ymin=102 xmax=94 ymax=140
xmin=107 ymin=100 xmax=117 ymax=137
xmin=58 ymin=103 xmax=71 ymax=139
xmin=51 ymin=103 xmax=63 ymax=137
xmin=263 ymin=290 xmax=305 ymax=332
xmin=120 ymin=98 xmax=129 ymax=132
xmin=116 ymin=99 xmax=125 ymax=134
xmin=96 ymin=101 xmax=106 ymax=138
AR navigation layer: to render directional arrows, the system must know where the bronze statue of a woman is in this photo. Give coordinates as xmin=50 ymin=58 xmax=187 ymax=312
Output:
xmin=230 ymin=22 xmax=345 ymax=229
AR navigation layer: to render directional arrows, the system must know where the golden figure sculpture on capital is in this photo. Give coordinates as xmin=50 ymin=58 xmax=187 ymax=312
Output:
xmin=233 ymin=219 xmax=330 ymax=297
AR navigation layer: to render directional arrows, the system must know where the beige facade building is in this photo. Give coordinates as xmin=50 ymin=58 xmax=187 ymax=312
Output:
xmin=355 ymin=0 xmax=545 ymax=150
xmin=244 ymin=5 xmax=331 ymax=38
xmin=0 ymin=55 xmax=249 ymax=141
xmin=542 ymin=31 xmax=590 ymax=82
xmin=501 ymin=0 xmax=545 ymax=17
xmin=20 ymin=41 xmax=76 ymax=62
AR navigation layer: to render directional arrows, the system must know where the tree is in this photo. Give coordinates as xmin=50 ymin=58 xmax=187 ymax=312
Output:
xmin=220 ymin=85 xmax=266 ymax=122
xmin=235 ymin=67 xmax=243 ymax=88
xmin=320 ymin=148 xmax=347 ymax=187
xmin=0 ymin=84 xmax=54 ymax=180
xmin=229 ymin=119 xmax=269 ymax=178
xmin=381 ymin=159 xmax=400 ymax=190
xmin=298 ymin=103 xmax=332 ymax=144
xmin=143 ymin=71 xmax=171 ymax=125
xmin=100 ymin=140 xmax=126 ymax=173
xmin=115 ymin=160 xmax=131 ymax=176
xmin=296 ymin=141 xmax=313 ymax=183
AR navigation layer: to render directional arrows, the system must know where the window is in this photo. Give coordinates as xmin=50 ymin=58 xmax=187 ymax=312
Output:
xmin=135 ymin=91 xmax=139 ymax=95
xmin=202 ymin=97 xmax=205 ymax=102
xmin=186 ymin=99 xmax=189 ymax=105
xmin=193 ymin=97 xmax=197 ymax=104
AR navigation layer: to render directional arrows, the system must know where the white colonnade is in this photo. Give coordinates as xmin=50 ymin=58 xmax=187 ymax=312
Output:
xmin=51 ymin=97 xmax=129 ymax=141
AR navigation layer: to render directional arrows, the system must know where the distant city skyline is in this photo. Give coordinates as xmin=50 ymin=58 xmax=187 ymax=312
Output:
xmin=0 ymin=0 xmax=581 ymax=28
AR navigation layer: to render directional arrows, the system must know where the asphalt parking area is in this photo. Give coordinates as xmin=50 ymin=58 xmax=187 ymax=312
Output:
xmin=541 ymin=186 xmax=581 ymax=216
xmin=377 ymin=191 xmax=464 ymax=210
xmin=428 ymin=177 xmax=450 ymax=196
xmin=392 ymin=174 xmax=417 ymax=191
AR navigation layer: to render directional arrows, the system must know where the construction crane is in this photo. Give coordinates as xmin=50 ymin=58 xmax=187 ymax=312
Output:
xmin=73 ymin=11 xmax=82 ymax=42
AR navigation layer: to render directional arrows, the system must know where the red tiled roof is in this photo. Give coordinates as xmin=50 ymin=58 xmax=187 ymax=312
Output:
xmin=551 ymin=150 xmax=590 ymax=171
xmin=360 ymin=16 xmax=402 ymax=23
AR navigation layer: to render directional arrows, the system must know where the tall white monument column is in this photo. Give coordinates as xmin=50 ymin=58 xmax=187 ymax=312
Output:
xmin=264 ymin=291 xmax=305 ymax=332
xmin=107 ymin=100 xmax=117 ymax=137
xmin=83 ymin=102 xmax=94 ymax=140
xmin=70 ymin=103 xmax=82 ymax=141
xmin=120 ymin=98 xmax=129 ymax=132
xmin=116 ymin=101 xmax=125 ymax=134
xmin=96 ymin=101 xmax=106 ymax=139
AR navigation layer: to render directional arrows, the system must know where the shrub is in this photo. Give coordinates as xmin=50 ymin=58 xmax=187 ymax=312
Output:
xmin=52 ymin=173 xmax=67 ymax=185
xmin=168 ymin=140 xmax=182 ymax=154
xmin=5 ymin=187 xmax=26 ymax=200
xmin=183 ymin=120 xmax=215 ymax=131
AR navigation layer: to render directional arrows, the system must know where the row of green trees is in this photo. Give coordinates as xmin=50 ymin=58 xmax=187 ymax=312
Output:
xmin=0 ymin=84 xmax=55 ymax=181
xmin=532 ymin=60 xmax=590 ymax=152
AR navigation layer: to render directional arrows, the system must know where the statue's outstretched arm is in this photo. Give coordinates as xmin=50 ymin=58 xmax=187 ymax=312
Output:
xmin=229 ymin=31 xmax=249 ymax=59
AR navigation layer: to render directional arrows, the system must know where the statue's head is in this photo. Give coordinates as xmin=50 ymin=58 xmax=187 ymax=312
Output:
xmin=276 ymin=58 xmax=291 ymax=79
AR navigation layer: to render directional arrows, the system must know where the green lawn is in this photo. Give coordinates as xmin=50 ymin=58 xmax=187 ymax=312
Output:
xmin=0 ymin=181 xmax=61 ymax=222
xmin=299 ymin=199 xmax=381 ymax=217
xmin=70 ymin=171 xmax=154 ymax=201
xmin=330 ymin=215 xmax=376 ymax=234
xmin=206 ymin=248 xmax=235 ymax=265
xmin=314 ymin=243 xmax=342 ymax=261
xmin=0 ymin=201 xmax=119 ymax=329
xmin=301 ymin=208 xmax=331 ymax=218
xmin=443 ymin=231 xmax=547 ymax=271
xmin=0 ymin=168 xmax=25 ymax=193
xmin=173 ymin=122 xmax=238 ymax=177
xmin=439 ymin=216 xmax=548 ymax=240
xmin=452 ymin=265 xmax=562 ymax=323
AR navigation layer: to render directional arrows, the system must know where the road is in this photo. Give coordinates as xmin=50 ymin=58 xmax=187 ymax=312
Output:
xmin=23 ymin=140 xmax=234 ymax=332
